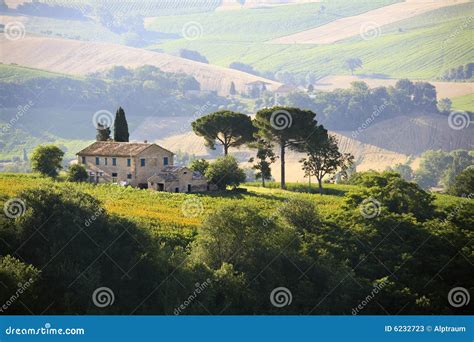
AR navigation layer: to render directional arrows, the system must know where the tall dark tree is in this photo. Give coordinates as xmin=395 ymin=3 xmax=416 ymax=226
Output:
xmin=96 ymin=123 xmax=111 ymax=141
xmin=113 ymin=107 xmax=129 ymax=142
xmin=192 ymin=110 xmax=256 ymax=155
xmin=229 ymin=81 xmax=237 ymax=96
xmin=254 ymin=106 xmax=327 ymax=189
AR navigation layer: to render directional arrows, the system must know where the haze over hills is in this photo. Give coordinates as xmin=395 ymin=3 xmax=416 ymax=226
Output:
xmin=0 ymin=0 xmax=472 ymax=178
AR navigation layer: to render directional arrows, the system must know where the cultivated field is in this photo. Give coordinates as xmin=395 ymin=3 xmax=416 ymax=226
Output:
xmin=269 ymin=0 xmax=471 ymax=44
xmin=0 ymin=35 xmax=281 ymax=95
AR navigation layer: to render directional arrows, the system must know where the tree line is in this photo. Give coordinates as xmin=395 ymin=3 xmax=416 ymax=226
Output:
xmin=191 ymin=107 xmax=353 ymax=192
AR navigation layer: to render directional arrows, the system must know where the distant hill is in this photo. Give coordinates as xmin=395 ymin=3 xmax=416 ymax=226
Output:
xmin=0 ymin=34 xmax=281 ymax=96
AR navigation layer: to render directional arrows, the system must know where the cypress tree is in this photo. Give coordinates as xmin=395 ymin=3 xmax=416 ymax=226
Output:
xmin=113 ymin=107 xmax=129 ymax=142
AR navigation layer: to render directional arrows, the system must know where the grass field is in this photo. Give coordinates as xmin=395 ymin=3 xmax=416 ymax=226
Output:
xmin=0 ymin=174 xmax=354 ymax=244
xmin=0 ymin=63 xmax=78 ymax=82
xmin=146 ymin=2 xmax=474 ymax=79
xmin=0 ymin=173 xmax=469 ymax=245
xmin=451 ymin=93 xmax=474 ymax=112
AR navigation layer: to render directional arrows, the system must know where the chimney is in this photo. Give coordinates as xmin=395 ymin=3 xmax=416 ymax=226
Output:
xmin=144 ymin=140 xmax=148 ymax=143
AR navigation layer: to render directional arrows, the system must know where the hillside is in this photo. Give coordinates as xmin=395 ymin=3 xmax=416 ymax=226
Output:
xmin=146 ymin=1 xmax=473 ymax=80
xmin=0 ymin=34 xmax=281 ymax=95
xmin=269 ymin=0 xmax=470 ymax=44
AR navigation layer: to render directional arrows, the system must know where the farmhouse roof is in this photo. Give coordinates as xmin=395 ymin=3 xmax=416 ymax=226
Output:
xmin=76 ymin=141 xmax=174 ymax=157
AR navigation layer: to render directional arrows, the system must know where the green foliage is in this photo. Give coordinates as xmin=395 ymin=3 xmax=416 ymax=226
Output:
xmin=0 ymin=255 xmax=40 ymax=313
xmin=113 ymin=107 xmax=129 ymax=142
xmin=279 ymin=197 xmax=320 ymax=234
xmin=448 ymin=167 xmax=474 ymax=197
xmin=249 ymin=139 xmax=276 ymax=187
xmin=0 ymin=173 xmax=472 ymax=314
xmin=205 ymin=155 xmax=246 ymax=190
xmin=414 ymin=149 xmax=473 ymax=189
xmin=300 ymin=135 xmax=353 ymax=193
xmin=345 ymin=172 xmax=435 ymax=221
xmin=385 ymin=163 xmax=414 ymax=181
xmin=67 ymin=164 xmax=88 ymax=182
xmin=192 ymin=110 xmax=255 ymax=155
xmin=254 ymin=106 xmax=326 ymax=188
xmin=30 ymin=145 xmax=64 ymax=178
xmin=188 ymin=158 xmax=210 ymax=175
xmin=96 ymin=123 xmax=111 ymax=141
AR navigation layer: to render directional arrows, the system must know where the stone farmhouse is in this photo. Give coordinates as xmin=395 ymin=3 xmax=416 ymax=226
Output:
xmin=76 ymin=141 xmax=209 ymax=192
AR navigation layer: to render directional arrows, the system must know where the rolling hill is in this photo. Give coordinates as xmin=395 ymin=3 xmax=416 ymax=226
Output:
xmin=0 ymin=34 xmax=281 ymax=96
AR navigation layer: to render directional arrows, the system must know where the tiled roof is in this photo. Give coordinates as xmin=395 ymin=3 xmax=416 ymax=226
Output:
xmin=76 ymin=141 xmax=173 ymax=157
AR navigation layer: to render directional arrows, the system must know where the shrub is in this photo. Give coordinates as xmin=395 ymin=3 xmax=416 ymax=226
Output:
xmin=205 ymin=156 xmax=246 ymax=190
xmin=448 ymin=167 xmax=474 ymax=197
xmin=67 ymin=164 xmax=88 ymax=182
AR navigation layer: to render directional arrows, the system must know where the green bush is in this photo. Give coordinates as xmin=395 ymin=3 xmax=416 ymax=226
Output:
xmin=67 ymin=164 xmax=88 ymax=182
xmin=205 ymin=155 xmax=246 ymax=190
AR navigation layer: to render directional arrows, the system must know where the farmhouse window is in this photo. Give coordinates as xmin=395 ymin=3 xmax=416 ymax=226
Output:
xmin=105 ymin=158 xmax=108 ymax=166
xmin=95 ymin=157 xmax=100 ymax=165
xmin=127 ymin=173 xmax=132 ymax=179
xmin=127 ymin=159 xmax=131 ymax=167
xmin=140 ymin=158 xmax=146 ymax=167
xmin=163 ymin=157 xmax=169 ymax=166
xmin=81 ymin=156 xmax=86 ymax=164
xmin=112 ymin=158 xmax=117 ymax=166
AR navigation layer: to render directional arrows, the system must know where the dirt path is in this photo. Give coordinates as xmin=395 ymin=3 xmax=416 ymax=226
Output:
xmin=269 ymin=0 xmax=471 ymax=44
